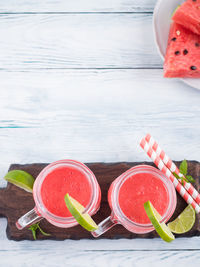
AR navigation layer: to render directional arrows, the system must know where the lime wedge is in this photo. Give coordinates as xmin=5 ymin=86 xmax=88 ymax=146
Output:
xmin=64 ymin=193 xmax=98 ymax=231
xmin=4 ymin=170 xmax=34 ymax=193
xmin=167 ymin=205 xmax=195 ymax=234
xmin=144 ymin=201 xmax=175 ymax=242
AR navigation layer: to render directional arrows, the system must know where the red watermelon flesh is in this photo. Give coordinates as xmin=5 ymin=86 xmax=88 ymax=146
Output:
xmin=164 ymin=22 xmax=200 ymax=78
xmin=172 ymin=0 xmax=200 ymax=36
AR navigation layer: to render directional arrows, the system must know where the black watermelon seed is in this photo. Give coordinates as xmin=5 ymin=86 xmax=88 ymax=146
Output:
xmin=175 ymin=51 xmax=180 ymax=55
xmin=190 ymin=66 xmax=197 ymax=70
xmin=195 ymin=42 xmax=200 ymax=47
xmin=171 ymin=37 xmax=177 ymax=41
xmin=192 ymin=0 xmax=197 ymax=2
xmin=183 ymin=49 xmax=188 ymax=55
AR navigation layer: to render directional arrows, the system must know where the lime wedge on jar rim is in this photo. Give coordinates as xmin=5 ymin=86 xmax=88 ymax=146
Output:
xmin=167 ymin=205 xmax=195 ymax=234
xmin=64 ymin=193 xmax=98 ymax=232
xmin=4 ymin=170 xmax=34 ymax=193
xmin=144 ymin=200 xmax=175 ymax=242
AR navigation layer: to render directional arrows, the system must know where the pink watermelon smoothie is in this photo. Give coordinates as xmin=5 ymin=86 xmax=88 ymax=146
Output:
xmin=41 ymin=166 xmax=92 ymax=217
xmin=118 ymin=172 xmax=169 ymax=224
xmin=172 ymin=0 xmax=200 ymax=36
xmin=164 ymin=22 xmax=200 ymax=77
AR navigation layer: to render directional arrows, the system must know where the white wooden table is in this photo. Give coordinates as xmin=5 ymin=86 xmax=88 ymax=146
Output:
xmin=0 ymin=0 xmax=200 ymax=266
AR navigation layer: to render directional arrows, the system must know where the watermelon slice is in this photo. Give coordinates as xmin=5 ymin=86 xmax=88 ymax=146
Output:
xmin=172 ymin=0 xmax=200 ymax=36
xmin=164 ymin=22 xmax=200 ymax=78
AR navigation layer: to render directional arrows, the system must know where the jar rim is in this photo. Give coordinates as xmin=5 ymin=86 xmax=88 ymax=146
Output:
xmin=33 ymin=159 xmax=100 ymax=225
xmin=111 ymin=165 xmax=177 ymax=230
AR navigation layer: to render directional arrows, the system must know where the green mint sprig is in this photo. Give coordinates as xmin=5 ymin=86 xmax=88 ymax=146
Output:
xmin=173 ymin=159 xmax=195 ymax=185
xmin=28 ymin=222 xmax=51 ymax=240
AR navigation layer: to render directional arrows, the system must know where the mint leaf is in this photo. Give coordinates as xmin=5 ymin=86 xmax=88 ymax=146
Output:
xmin=32 ymin=229 xmax=37 ymax=240
xmin=28 ymin=222 xmax=51 ymax=240
xmin=174 ymin=160 xmax=195 ymax=184
xmin=28 ymin=224 xmax=38 ymax=240
xmin=179 ymin=160 xmax=187 ymax=176
xmin=186 ymin=175 xmax=195 ymax=183
xmin=173 ymin=172 xmax=187 ymax=185
xmin=37 ymin=224 xmax=51 ymax=237
xmin=173 ymin=172 xmax=181 ymax=180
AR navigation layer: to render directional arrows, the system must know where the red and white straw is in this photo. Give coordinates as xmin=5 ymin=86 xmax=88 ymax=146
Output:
xmin=145 ymin=134 xmax=200 ymax=205
xmin=140 ymin=137 xmax=200 ymax=213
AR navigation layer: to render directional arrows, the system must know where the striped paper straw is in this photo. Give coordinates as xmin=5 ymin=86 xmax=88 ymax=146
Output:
xmin=145 ymin=133 xmax=200 ymax=205
xmin=140 ymin=138 xmax=200 ymax=213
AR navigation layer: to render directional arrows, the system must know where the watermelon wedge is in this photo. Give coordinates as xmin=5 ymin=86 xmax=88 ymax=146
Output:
xmin=172 ymin=0 xmax=200 ymax=36
xmin=164 ymin=22 xmax=200 ymax=78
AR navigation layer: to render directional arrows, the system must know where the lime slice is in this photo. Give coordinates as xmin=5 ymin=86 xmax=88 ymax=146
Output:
xmin=4 ymin=170 xmax=34 ymax=193
xmin=64 ymin=193 xmax=98 ymax=231
xmin=167 ymin=205 xmax=195 ymax=234
xmin=144 ymin=201 xmax=175 ymax=242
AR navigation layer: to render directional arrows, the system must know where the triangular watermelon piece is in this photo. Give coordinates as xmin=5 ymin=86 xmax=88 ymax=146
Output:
xmin=172 ymin=0 xmax=200 ymax=36
xmin=164 ymin=22 xmax=200 ymax=78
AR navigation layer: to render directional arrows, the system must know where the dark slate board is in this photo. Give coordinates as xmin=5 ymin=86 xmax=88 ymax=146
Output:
xmin=0 ymin=161 xmax=200 ymax=241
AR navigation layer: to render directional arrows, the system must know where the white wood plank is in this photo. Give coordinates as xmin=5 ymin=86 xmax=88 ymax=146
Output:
xmin=0 ymin=0 xmax=157 ymax=13
xmin=0 ymin=69 xmax=199 ymax=186
xmin=0 ymin=245 xmax=200 ymax=267
xmin=0 ymin=14 xmax=161 ymax=69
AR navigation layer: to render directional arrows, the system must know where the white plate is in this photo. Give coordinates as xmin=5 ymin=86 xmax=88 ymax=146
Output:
xmin=153 ymin=0 xmax=200 ymax=90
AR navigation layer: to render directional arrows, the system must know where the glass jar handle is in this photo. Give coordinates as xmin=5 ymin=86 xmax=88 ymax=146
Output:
xmin=16 ymin=207 xmax=42 ymax=230
xmin=91 ymin=216 xmax=117 ymax=237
